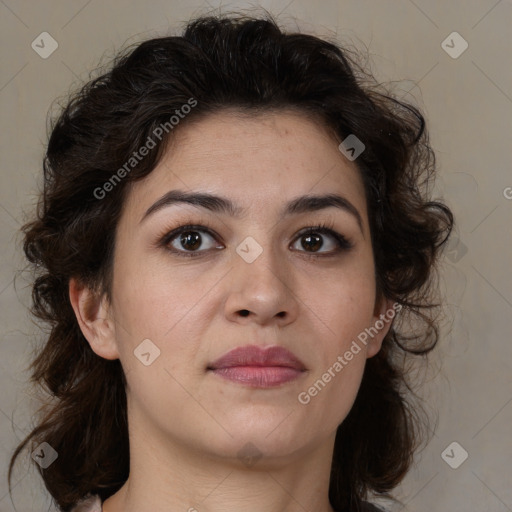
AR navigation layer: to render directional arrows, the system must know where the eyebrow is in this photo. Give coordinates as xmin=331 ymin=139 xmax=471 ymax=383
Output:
xmin=140 ymin=189 xmax=364 ymax=234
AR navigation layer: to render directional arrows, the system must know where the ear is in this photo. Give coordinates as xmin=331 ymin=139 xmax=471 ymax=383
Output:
xmin=69 ymin=277 xmax=119 ymax=360
xmin=365 ymin=294 xmax=398 ymax=359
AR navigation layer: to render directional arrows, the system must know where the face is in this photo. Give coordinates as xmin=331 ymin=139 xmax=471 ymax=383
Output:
xmin=75 ymin=110 xmax=393 ymax=464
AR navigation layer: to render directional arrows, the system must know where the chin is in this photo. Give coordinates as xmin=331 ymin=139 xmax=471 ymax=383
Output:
xmin=211 ymin=424 xmax=318 ymax=464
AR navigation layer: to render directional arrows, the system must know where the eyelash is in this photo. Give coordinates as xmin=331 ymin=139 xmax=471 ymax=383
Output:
xmin=156 ymin=220 xmax=354 ymax=258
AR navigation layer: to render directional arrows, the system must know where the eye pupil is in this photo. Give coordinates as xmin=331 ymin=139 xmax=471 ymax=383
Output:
xmin=180 ymin=231 xmax=201 ymax=250
xmin=302 ymin=234 xmax=323 ymax=252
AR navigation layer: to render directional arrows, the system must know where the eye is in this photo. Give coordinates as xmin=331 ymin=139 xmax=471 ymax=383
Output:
xmin=161 ymin=224 xmax=224 ymax=256
xmin=290 ymin=224 xmax=353 ymax=255
xmin=157 ymin=221 xmax=353 ymax=258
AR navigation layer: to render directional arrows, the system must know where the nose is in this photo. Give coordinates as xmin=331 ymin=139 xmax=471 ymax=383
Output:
xmin=223 ymin=242 xmax=299 ymax=327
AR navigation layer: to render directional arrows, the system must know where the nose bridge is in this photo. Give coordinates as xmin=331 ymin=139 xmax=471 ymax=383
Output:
xmin=225 ymin=230 xmax=298 ymax=323
xmin=235 ymin=232 xmax=288 ymax=290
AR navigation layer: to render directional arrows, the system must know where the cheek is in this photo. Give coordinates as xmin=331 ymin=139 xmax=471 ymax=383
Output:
xmin=110 ymin=255 xmax=218 ymax=377
xmin=113 ymin=254 xmax=201 ymax=328
xmin=304 ymin=266 xmax=376 ymax=343
xmin=295 ymin=342 xmax=367 ymax=441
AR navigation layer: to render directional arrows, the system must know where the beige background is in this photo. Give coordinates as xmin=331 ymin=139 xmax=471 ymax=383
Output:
xmin=1 ymin=1 xmax=511 ymax=511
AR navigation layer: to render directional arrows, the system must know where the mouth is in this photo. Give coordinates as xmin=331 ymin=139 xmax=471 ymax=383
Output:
xmin=207 ymin=345 xmax=307 ymax=388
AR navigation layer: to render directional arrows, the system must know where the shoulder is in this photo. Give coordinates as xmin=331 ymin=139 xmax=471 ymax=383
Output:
xmin=360 ymin=502 xmax=387 ymax=512
xmin=69 ymin=494 xmax=102 ymax=512
xmin=334 ymin=502 xmax=388 ymax=512
xmin=67 ymin=495 xmax=384 ymax=512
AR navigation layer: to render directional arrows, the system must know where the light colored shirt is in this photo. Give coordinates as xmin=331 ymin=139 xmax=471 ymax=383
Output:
xmin=69 ymin=493 xmax=386 ymax=511
xmin=69 ymin=494 xmax=102 ymax=512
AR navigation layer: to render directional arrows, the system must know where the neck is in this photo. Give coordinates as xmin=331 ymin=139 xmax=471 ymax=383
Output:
xmin=103 ymin=415 xmax=338 ymax=512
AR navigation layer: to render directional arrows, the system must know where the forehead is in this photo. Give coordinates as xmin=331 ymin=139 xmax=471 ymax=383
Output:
xmin=124 ymin=109 xmax=368 ymax=224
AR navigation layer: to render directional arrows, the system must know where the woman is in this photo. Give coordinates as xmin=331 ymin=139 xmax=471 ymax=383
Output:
xmin=8 ymin=12 xmax=453 ymax=512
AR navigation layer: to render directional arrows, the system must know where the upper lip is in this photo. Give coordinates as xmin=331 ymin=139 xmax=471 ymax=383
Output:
xmin=208 ymin=345 xmax=306 ymax=371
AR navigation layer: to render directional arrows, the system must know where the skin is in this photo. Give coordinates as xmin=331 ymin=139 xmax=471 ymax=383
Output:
xmin=69 ymin=110 xmax=394 ymax=512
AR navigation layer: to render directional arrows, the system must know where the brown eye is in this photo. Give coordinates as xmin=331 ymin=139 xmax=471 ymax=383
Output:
xmin=163 ymin=225 xmax=224 ymax=256
xmin=301 ymin=233 xmax=323 ymax=252
xmin=178 ymin=231 xmax=202 ymax=251
xmin=290 ymin=226 xmax=353 ymax=255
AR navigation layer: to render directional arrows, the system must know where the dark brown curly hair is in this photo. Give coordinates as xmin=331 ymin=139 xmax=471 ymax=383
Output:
xmin=8 ymin=11 xmax=454 ymax=512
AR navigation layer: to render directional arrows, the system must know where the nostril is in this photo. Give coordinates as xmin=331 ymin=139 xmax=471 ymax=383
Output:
xmin=239 ymin=309 xmax=250 ymax=317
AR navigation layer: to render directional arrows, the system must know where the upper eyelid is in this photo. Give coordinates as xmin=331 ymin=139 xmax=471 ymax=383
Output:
xmin=164 ymin=224 xmax=344 ymax=239
xmin=162 ymin=224 xmax=349 ymax=250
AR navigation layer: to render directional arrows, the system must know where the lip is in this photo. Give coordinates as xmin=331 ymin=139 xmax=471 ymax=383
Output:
xmin=208 ymin=345 xmax=307 ymax=388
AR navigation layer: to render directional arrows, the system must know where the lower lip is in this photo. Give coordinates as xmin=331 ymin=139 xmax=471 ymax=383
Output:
xmin=210 ymin=366 xmax=303 ymax=387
